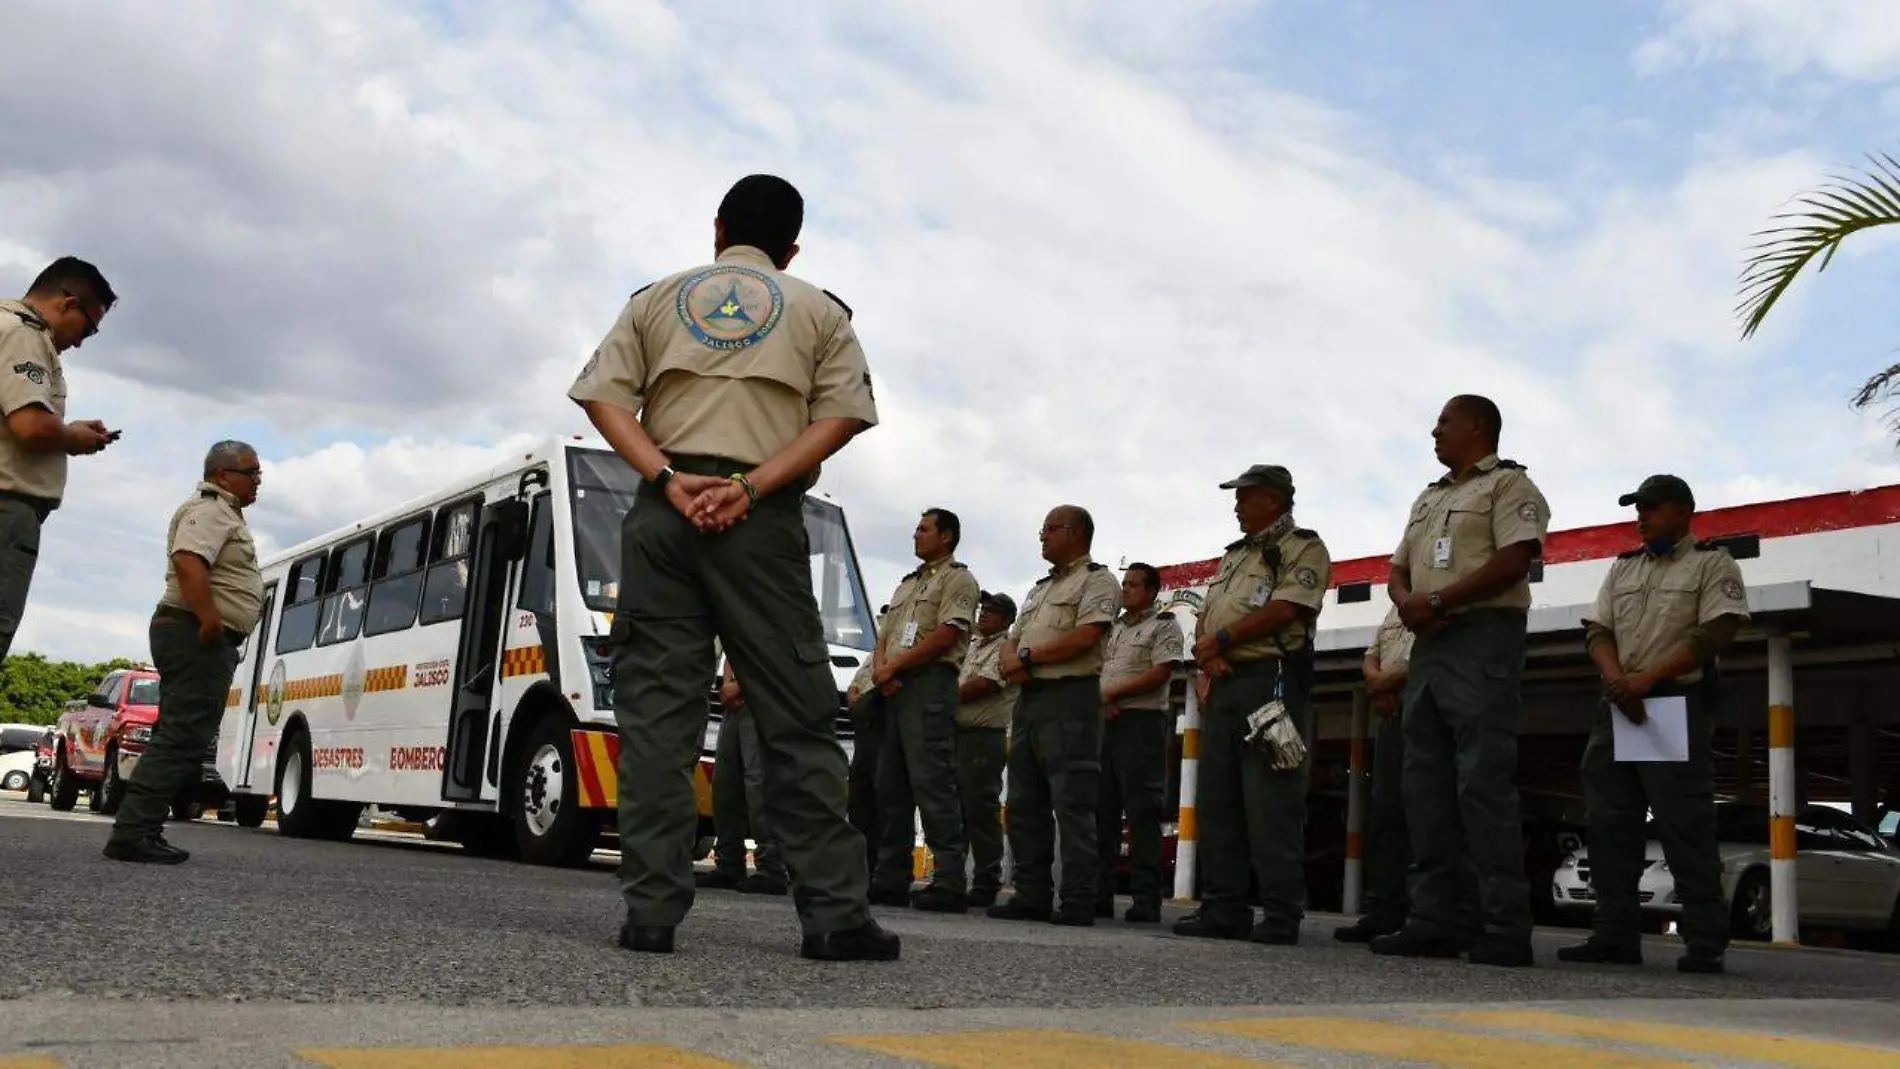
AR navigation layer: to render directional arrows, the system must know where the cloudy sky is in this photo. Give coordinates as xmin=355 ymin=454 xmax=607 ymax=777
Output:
xmin=4 ymin=0 xmax=1900 ymax=663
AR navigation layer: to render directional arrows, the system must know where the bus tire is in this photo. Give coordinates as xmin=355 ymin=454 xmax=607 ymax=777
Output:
xmin=234 ymin=794 xmax=270 ymax=828
xmin=510 ymin=716 xmax=601 ymax=868
xmin=275 ymin=729 xmax=358 ymax=840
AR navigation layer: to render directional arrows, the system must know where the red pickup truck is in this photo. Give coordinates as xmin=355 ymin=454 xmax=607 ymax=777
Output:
xmin=48 ymin=666 xmax=164 ymax=813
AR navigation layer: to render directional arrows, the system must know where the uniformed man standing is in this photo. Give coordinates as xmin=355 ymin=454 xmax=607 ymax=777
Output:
xmin=1181 ymin=466 xmax=1331 ymax=945
xmin=570 ymin=174 xmax=896 ymax=961
xmin=868 ymin=508 xmax=980 ymax=912
xmin=988 ymin=506 xmax=1123 ymax=926
xmin=1336 ymin=605 xmax=1416 ymax=942
xmin=845 ymin=649 xmax=882 ymax=846
xmin=1560 ymin=475 xmax=1746 ymax=974
xmin=1373 ymin=394 xmax=1549 ymax=967
xmin=1095 ymin=563 xmax=1185 ymax=924
xmin=956 ymin=590 xmax=1017 ymax=909
xmin=104 ymin=441 xmax=263 ymax=864
xmin=0 ymin=258 xmax=119 ymax=663
xmin=699 ymin=658 xmax=789 ymax=895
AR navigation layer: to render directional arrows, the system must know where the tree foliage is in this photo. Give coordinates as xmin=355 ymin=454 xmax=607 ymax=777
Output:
xmin=0 ymin=653 xmax=142 ymax=726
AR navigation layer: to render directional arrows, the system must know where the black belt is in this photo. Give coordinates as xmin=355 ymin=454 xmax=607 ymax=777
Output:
xmin=154 ymin=604 xmax=247 ymax=644
xmin=1022 ymin=675 xmax=1097 ymax=690
xmin=0 ymin=490 xmax=56 ymax=523
xmin=1224 ymin=659 xmax=1285 ymax=678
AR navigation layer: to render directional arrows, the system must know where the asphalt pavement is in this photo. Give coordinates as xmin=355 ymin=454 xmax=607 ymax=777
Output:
xmin=4 ymin=793 xmax=1899 ymax=1066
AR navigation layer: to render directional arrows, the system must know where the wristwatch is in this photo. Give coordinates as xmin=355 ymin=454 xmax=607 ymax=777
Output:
xmin=652 ymin=465 xmax=676 ymax=490
xmin=1018 ymin=647 xmax=1034 ymax=666
xmin=1428 ymin=593 xmax=1447 ymax=619
xmin=1215 ymin=628 xmax=1232 ymax=650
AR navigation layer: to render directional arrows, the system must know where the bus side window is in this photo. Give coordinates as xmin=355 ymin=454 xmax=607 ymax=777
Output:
xmin=420 ymin=499 xmax=478 ymax=626
xmin=317 ymin=537 xmax=374 ymax=647
xmin=364 ymin=514 xmax=431 ymax=637
xmin=275 ymin=553 xmax=327 ymax=654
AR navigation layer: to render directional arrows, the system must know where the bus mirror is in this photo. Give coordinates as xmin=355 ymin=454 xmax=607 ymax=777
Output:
xmin=492 ymin=500 xmax=530 ymax=563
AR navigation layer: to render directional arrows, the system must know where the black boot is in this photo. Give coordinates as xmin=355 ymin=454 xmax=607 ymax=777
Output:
xmin=1556 ymin=937 xmax=1642 ymax=965
xmin=984 ymin=896 xmax=1052 ymax=922
xmin=1333 ymin=915 xmax=1402 ymax=943
xmin=1368 ymin=926 xmax=1466 ymax=958
xmin=801 ymin=919 xmax=901 ymax=961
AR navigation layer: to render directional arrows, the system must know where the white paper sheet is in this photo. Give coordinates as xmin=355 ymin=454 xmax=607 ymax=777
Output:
xmin=1612 ymin=695 xmax=1689 ymax=762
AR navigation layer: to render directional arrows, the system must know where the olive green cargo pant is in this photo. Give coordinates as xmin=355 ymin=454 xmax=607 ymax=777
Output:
xmin=1401 ymin=609 xmax=1533 ymax=942
xmin=711 ymin=703 xmax=787 ymax=881
xmin=847 ymin=692 xmax=884 ymax=846
xmin=1004 ymin=676 xmax=1102 ymax=911
xmin=956 ymin=725 xmax=1009 ymax=898
xmin=0 ymin=496 xmax=47 ymax=664
xmin=1096 ymin=707 xmax=1171 ymax=907
xmin=872 ymin=664 xmax=966 ymax=893
xmin=108 ymin=613 xmax=239 ymax=845
xmin=1199 ymin=657 xmax=1311 ymax=932
xmin=1362 ymin=712 xmax=1411 ymax=927
xmin=1581 ymin=685 xmax=1727 ymax=956
xmin=611 ymin=464 xmax=867 ymax=936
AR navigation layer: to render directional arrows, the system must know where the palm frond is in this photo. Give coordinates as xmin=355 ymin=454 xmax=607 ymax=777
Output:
xmin=1738 ymin=153 xmax=1900 ymax=340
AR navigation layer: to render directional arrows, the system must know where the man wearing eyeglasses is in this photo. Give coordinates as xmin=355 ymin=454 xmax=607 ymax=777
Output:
xmin=0 ymin=257 xmax=120 ymax=664
xmin=105 ymin=440 xmax=265 ymax=864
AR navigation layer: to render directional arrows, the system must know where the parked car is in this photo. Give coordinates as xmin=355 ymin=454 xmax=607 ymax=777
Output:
xmin=47 ymin=666 xmax=226 ymax=818
xmin=0 ymin=747 xmax=34 ymax=792
xmin=1552 ymin=801 xmax=1900 ymax=946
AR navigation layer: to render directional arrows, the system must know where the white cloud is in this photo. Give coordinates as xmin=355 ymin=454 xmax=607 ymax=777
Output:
xmin=1638 ymin=0 xmax=1900 ymax=80
xmin=3 ymin=0 xmax=1898 ymax=665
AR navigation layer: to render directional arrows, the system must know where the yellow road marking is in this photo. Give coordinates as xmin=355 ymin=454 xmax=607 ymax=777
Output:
xmin=1197 ymin=1017 xmax=1697 ymax=1068
xmin=834 ymin=1028 xmax=1282 ymax=1067
xmin=1451 ymin=1011 xmax=1900 ymax=1068
xmin=0 ymin=1057 xmax=65 ymax=1069
xmin=297 ymin=1044 xmax=733 ymax=1068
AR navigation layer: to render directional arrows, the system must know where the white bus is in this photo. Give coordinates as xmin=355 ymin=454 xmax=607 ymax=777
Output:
xmin=215 ymin=436 xmax=879 ymax=866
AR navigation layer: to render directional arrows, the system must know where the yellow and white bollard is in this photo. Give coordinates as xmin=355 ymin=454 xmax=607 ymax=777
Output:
xmin=1767 ymin=632 xmax=1799 ymax=945
xmin=1343 ymin=686 xmax=1370 ymax=916
xmin=1172 ymin=681 xmax=1202 ymax=902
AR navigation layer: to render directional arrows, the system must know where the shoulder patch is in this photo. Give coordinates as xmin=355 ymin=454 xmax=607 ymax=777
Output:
xmin=1496 ymin=459 xmax=1525 ymax=470
xmin=11 ymin=361 xmax=46 ymax=385
xmin=822 ymin=289 xmax=853 ymax=320
xmin=1719 ymin=576 xmax=1745 ymax=601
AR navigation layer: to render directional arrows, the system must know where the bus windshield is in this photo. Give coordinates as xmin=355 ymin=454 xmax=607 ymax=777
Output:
xmin=566 ymin=448 xmax=878 ymax=651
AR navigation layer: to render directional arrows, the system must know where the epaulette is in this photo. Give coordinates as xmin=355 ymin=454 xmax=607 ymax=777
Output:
xmin=822 ymin=289 xmax=853 ymax=320
xmin=1086 ymin=562 xmax=1107 ymax=571
xmin=900 ymin=567 xmax=921 ymax=581
xmin=948 ymin=562 xmax=968 ymax=570
xmin=1032 ymin=574 xmax=1053 ymax=587
xmin=1694 ymin=539 xmax=1731 ymax=555
xmin=1157 ymin=610 xmax=1175 ymax=620
xmin=1617 ymin=548 xmax=1644 ymax=560
xmin=1292 ymin=527 xmax=1317 ymax=539
xmin=200 ymin=489 xmax=219 ymax=499
xmin=5 ymin=307 xmax=47 ymax=331
xmin=1496 ymin=459 xmax=1525 ymax=470
xmin=1224 ymin=537 xmax=1248 ymax=551
xmin=630 ymin=282 xmax=655 ymax=299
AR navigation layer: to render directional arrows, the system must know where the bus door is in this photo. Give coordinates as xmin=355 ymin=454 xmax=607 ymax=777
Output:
xmin=441 ymin=493 xmax=529 ymax=804
xmin=233 ymin=580 xmax=278 ymax=789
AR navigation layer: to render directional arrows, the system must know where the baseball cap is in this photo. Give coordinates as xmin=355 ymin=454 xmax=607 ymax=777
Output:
xmin=1618 ymin=474 xmax=1695 ymax=509
xmin=1218 ymin=464 xmax=1295 ymax=499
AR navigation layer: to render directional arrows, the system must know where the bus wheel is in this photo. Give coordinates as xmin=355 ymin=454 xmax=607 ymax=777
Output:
xmin=233 ymin=794 xmax=270 ymax=828
xmin=511 ymin=717 xmax=601 ymax=868
xmin=274 ymin=730 xmax=357 ymax=841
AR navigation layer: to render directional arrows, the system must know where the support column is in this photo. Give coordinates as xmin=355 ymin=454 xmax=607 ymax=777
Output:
xmin=1172 ymin=681 xmax=1202 ymax=903
xmin=1767 ymin=633 xmax=1799 ymax=946
xmin=1343 ymin=686 xmax=1370 ymax=916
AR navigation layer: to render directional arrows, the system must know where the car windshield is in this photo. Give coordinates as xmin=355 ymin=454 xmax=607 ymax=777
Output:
xmin=127 ymin=679 xmax=160 ymax=706
xmin=566 ymin=448 xmax=877 ymax=651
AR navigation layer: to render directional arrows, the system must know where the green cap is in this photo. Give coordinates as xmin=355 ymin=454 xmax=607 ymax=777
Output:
xmin=1618 ymin=474 xmax=1695 ymax=509
xmin=1219 ymin=464 xmax=1295 ymax=499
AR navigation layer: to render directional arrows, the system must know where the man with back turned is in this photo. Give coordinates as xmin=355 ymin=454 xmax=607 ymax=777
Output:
xmin=570 ymin=174 xmax=896 ymax=961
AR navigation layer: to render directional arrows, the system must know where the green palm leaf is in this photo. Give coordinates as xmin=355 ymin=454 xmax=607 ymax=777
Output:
xmin=1738 ymin=153 xmax=1900 ymax=341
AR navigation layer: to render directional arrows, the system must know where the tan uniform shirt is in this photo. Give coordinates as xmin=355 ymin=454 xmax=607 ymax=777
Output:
xmin=567 ymin=245 xmax=878 ymax=469
xmin=0 ymin=299 xmax=68 ymax=503
xmin=159 ymin=483 xmax=265 ymax=634
xmin=1200 ymin=524 xmax=1333 ymax=661
xmin=1010 ymin=556 xmax=1123 ymax=680
xmin=1370 ymin=606 xmax=1415 ymax=672
xmin=1392 ymin=453 xmax=1550 ymax=613
xmin=1584 ymin=540 xmax=1750 ymax=684
xmin=957 ymin=631 xmax=1016 ymax=729
xmin=880 ymin=556 xmax=981 ymax=671
xmin=1101 ymin=607 xmax=1186 ymax=710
